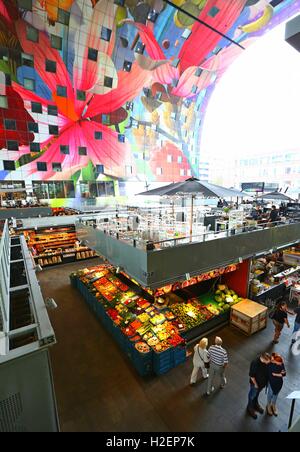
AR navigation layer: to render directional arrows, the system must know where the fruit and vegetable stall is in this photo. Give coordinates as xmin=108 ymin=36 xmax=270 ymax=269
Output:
xmin=70 ymin=262 xmax=246 ymax=376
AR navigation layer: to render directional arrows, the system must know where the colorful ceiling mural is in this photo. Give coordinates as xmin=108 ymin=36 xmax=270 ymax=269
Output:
xmin=0 ymin=0 xmax=299 ymax=185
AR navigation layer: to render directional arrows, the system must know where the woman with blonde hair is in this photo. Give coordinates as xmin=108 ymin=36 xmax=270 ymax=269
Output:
xmin=190 ymin=337 xmax=210 ymax=385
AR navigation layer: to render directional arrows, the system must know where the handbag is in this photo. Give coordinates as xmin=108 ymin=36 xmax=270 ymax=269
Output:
xmin=198 ymin=346 xmax=210 ymax=369
xmin=269 ymin=309 xmax=275 ymax=320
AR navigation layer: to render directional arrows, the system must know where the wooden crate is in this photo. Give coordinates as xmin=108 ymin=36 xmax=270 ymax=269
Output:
xmin=230 ymin=299 xmax=268 ymax=336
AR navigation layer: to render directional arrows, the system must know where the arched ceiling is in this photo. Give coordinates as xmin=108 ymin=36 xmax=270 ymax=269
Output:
xmin=0 ymin=0 xmax=299 ymax=183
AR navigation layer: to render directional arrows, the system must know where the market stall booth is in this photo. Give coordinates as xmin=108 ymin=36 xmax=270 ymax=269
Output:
xmin=249 ymin=250 xmax=300 ymax=305
xmin=70 ymin=259 xmax=252 ymax=376
xmin=22 ymin=225 xmax=98 ymax=268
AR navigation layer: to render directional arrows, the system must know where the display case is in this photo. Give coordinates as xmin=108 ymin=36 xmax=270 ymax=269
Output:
xmin=23 ymin=225 xmax=98 ymax=267
xmin=249 ymin=252 xmax=300 ymax=304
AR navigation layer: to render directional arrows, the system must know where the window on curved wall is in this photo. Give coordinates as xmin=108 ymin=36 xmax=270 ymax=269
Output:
xmin=32 ymin=181 xmax=75 ymax=199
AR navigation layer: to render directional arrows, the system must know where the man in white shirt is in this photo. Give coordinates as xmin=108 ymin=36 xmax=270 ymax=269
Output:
xmin=206 ymin=336 xmax=228 ymax=396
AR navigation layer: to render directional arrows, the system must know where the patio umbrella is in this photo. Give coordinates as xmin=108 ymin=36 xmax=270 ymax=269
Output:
xmin=137 ymin=178 xmax=248 ymax=198
xmin=257 ymin=191 xmax=295 ymax=202
xmin=137 ymin=178 xmax=248 ymax=239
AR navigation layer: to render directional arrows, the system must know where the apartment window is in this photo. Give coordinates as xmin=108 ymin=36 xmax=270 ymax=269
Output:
xmin=52 ymin=162 xmax=62 ymax=172
xmin=47 ymin=105 xmax=58 ymax=116
xmin=195 ymin=68 xmax=202 ymax=77
xmin=94 ymin=131 xmax=103 ymax=140
xmin=182 ymin=29 xmax=192 ymax=39
xmin=4 ymin=119 xmax=16 ymax=130
xmin=118 ymin=134 xmax=125 ymax=143
xmin=37 ymin=162 xmax=47 ymax=172
xmin=135 ymin=42 xmax=145 ymax=54
xmin=49 ymin=125 xmax=59 ymax=135
xmin=148 ymin=9 xmax=158 ymax=22
xmin=178 ymin=156 xmax=183 ymax=163
xmin=3 ymin=160 xmax=16 ymax=171
xmin=76 ymin=90 xmax=86 ymax=101
xmin=78 ymin=146 xmax=87 ymax=156
xmin=102 ymin=114 xmax=110 ymax=125
xmin=22 ymin=53 xmax=34 ymax=67
xmin=5 ymin=74 xmax=11 ymax=86
xmin=156 ymin=167 xmax=162 ymax=176
xmin=101 ymin=27 xmax=112 ymax=42
xmin=31 ymin=102 xmax=42 ymax=113
xmin=18 ymin=0 xmax=32 ymax=9
xmin=57 ymin=8 xmax=70 ymax=25
xmin=88 ymin=48 xmax=98 ymax=61
xmin=171 ymin=58 xmax=180 ymax=68
xmin=51 ymin=34 xmax=62 ymax=50
xmin=0 ymin=96 xmax=8 ymax=109
xmin=96 ymin=164 xmax=104 ymax=174
xmin=24 ymin=77 xmax=35 ymax=91
xmin=60 ymin=145 xmax=69 ymax=155
xmin=104 ymin=76 xmax=113 ymax=88
xmin=167 ymin=155 xmax=173 ymax=163
xmin=0 ymin=48 xmax=8 ymax=61
xmin=30 ymin=142 xmax=40 ymax=152
xmin=7 ymin=140 xmax=19 ymax=151
xmin=26 ymin=25 xmax=39 ymax=42
xmin=208 ymin=6 xmax=220 ymax=18
xmin=45 ymin=59 xmax=57 ymax=73
xmin=125 ymin=165 xmax=132 ymax=176
xmin=56 ymin=85 xmax=67 ymax=97
xmin=123 ymin=60 xmax=132 ymax=72
xmin=28 ymin=122 xmax=39 ymax=133
xmin=180 ymin=169 xmax=185 ymax=176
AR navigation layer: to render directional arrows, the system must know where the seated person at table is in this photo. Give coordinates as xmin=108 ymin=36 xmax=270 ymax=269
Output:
xmin=268 ymin=206 xmax=279 ymax=224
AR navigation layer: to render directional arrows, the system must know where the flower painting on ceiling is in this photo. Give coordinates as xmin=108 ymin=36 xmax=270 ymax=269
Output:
xmin=0 ymin=0 xmax=299 ymax=183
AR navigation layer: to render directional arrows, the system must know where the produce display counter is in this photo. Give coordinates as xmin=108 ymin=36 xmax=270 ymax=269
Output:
xmin=70 ymin=263 xmax=247 ymax=375
xmin=70 ymin=266 xmax=186 ymax=376
xmin=23 ymin=225 xmax=98 ymax=268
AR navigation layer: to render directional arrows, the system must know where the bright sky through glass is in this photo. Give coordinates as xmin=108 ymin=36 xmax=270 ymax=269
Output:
xmin=201 ymin=19 xmax=300 ymax=160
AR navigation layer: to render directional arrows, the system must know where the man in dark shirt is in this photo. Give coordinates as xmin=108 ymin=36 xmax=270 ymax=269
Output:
xmin=272 ymin=301 xmax=291 ymax=344
xmin=247 ymin=352 xmax=271 ymax=419
xmin=269 ymin=205 xmax=279 ymax=224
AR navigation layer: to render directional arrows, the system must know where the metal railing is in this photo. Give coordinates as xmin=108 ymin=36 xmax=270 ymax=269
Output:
xmin=77 ymin=217 xmax=300 ymax=251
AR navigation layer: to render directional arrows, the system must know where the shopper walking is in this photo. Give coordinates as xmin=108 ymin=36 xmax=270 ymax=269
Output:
xmin=206 ymin=337 xmax=228 ymax=396
xmin=190 ymin=338 xmax=210 ymax=385
xmin=272 ymin=301 xmax=291 ymax=344
xmin=267 ymin=353 xmax=286 ymax=417
xmin=291 ymin=300 xmax=300 ymax=345
xmin=247 ymin=352 xmax=271 ymax=419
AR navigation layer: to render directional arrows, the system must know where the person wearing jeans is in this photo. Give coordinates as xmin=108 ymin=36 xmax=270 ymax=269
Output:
xmin=206 ymin=337 xmax=228 ymax=396
xmin=247 ymin=352 xmax=271 ymax=419
xmin=291 ymin=301 xmax=300 ymax=345
xmin=267 ymin=353 xmax=286 ymax=417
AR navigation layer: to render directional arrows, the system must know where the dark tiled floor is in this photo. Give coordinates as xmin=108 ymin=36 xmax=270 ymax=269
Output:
xmin=38 ymin=259 xmax=300 ymax=432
